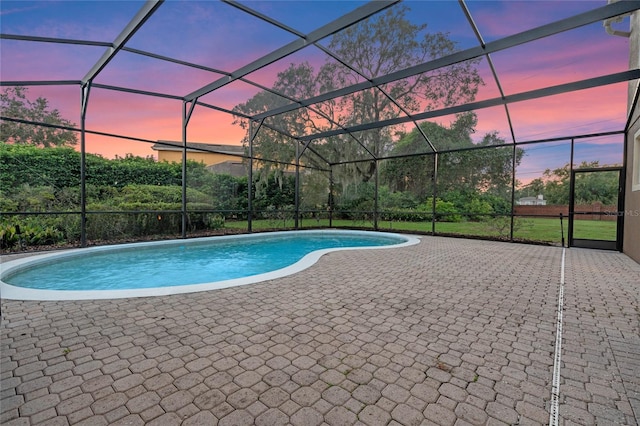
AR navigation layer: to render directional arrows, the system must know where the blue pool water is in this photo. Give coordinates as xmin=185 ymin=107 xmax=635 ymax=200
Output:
xmin=3 ymin=231 xmax=412 ymax=294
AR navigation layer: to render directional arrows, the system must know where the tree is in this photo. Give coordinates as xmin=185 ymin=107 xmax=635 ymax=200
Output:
xmin=541 ymin=161 xmax=619 ymax=205
xmin=517 ymin=178 xmax=545 ymax=199
xmin=233 ymin=5 xmax=482 ymax=184
xmin=382 ymin=113 xmax=522 ymax=200
xmin=0 ymin=86 xmax=77 ymax=147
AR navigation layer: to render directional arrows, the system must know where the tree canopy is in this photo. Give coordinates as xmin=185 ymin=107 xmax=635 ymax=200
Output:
xmin=382 ymin=113 xmax=522 ymax=200
xmin=0 ymin=86 xmax=78 ymax=147
xmin=518 ymin=161 xmax=620 ymax=205
xmin=233 ymin=5 xmax=483 ymax=183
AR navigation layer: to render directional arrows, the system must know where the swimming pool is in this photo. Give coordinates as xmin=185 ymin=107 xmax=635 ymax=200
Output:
xmin=1 ymin=230 xmax=419 ymax=300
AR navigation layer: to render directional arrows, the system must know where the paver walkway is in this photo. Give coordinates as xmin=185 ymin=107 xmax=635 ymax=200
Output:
xmin=1 ymin=236 xmax=639 ymax=425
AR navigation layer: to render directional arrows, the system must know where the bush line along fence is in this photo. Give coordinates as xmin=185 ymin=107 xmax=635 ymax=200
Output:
xmin=0 ymin=143 xmax=620 ymax=252
xmin=2 ymin=206 xmax=578 ymax=252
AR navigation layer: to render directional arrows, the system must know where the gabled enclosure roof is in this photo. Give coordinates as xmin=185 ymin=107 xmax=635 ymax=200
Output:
xmin=1 ymin=0 xmax=639 ymax=163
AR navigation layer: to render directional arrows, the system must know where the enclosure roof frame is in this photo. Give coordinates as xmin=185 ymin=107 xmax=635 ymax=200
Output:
xmin=184 ymin=0 xmax=399 ymax=102
xmin=0 ymin=0 xmax=639 ymax=166
xmin=297 ymin=70 xmax=640 ymax=142
xmin=252 ymin=0 xmax=640 ymax=125
xmin=81 ymin=0 xmax=164 ymax=85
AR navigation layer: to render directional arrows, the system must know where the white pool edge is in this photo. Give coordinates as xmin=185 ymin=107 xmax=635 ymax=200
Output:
xmin=1 ymin=230 xmax=420 ymax=301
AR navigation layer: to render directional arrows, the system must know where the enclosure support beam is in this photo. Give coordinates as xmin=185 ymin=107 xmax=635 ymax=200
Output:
xmin=185 ymin=1 xmax=397 ymax=101
xmin=256 ymin=0 xmax=640 ymax=122
xmin=181 ymin=100 xmax=197 ymax=238
xmin=81 ymin=0 xmax=163 ymax=85
xmin=1 ymin=80 xmax=81 ymax=87
xmin=79 ymin=83 xmax=91 ymax=247
xmin=460 ymin=0 xmax=518 ymax=146
xmin=0 ymin=33 xmax=112 ymax=47
xmin=297 ymin=70 xmax=640 ymax=142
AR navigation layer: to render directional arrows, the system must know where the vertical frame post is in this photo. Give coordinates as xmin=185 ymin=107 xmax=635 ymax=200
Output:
xmin=568 ymin=139 xmax=575 ymax=247
xmin=329 ymin=167 xmax=334 ymax=228
xmin=294 ymin=140 xmax=300 ymax=229
xmin=620 ymin=132 xmax=629 ymax=252
xmin=374 ymin=160 xmax=379 ymax=230
xmin=432 ymin=153 xmax=438 ymax=235
xmin=80 ymin=83 xmax=91 ymax=247
xmin=181 ymin=100 xmax=197 ymax=238
xmin=247 ymin=120 xmax=253 ymax=232
xmin=246 ymin=119 xmax=264 ymax=233
xmin=616 ymin=168 xmax=625 ymax=252
xmin=247 ymin=120 xmax=254 ymax=233
xmin=181 ymin=102 xmax=188 ymax=238
xmin=509 ymin=143 xmax=517 ymax=242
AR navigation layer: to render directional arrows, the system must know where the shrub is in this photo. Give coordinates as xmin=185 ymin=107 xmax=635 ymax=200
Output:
xmin=484 ymin=216 xmax=533 ymax=238
xmin=418 ymin=198 xmax=462 ymax=222
xmin=0 ymin=217 xmax=65 ymax=250
xmin=262 ymin=205 xmax=294 ymax=228
xmin=0 ymin=222 xmax=21 ymax=249
xmin=465 ymin=198 xmax=494 ymax=221
xmin=205 ymin=214 xmax=225 ymax=230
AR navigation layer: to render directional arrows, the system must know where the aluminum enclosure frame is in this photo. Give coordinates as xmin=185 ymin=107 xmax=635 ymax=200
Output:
xmin=1 ymin=0 xmax=639 ymax=246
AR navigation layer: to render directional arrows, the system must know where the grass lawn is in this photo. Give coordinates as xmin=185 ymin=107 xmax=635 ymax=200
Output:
xmin=225 ymin=217 xmax=617 ymax=245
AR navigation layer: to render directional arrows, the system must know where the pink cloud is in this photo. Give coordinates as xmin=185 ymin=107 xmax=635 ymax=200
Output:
xmin=85 ymin=134 xmax=155 ymax=159
xmin=199 ymin=80 xmax=266 ymax=111
xmin=471 ymin=1 xmax=598 ymax=39
xmin=517 ymin=158 xmax=569 ymax=185
xmin=1 ymin=1 xmax=143 ymax=42
xmin=3 ymin=0 xmax=632 ymax=165
xmin=125 ymin=0 xmax=296 ymax=75
xmin=187 ymin=108 xmax=245 ymax=146
xmin=515 ymin=136 xmax=624 ymax=186
xmin=0 ymin=41 xmax=105 ymax=81
xmin=507 ymin=82 xmax=628 ymax=141
xmin=490 ymin=35 xmax=629 ymax=94
xmin=0 ymin=4 xmax=43 ymax=17
xmin=5 ymin=85 xmax=81 ymax=124
xmin=78 ymin=86 xmax=245 ymax=158
xmin=94 ymin=52 xmax=227 ymax=98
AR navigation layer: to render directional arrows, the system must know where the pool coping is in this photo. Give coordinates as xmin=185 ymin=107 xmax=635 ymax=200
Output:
xmin=0 ymin=229 xmax=420 ymax=301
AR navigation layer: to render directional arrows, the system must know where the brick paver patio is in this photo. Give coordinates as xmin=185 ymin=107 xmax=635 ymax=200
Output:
xmin=1 ymin=235 xmax=639 ymax=425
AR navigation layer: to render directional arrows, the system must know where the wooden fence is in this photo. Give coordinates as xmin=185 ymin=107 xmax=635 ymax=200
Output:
xmin=514 ymin=203 xmax=617 ymax=221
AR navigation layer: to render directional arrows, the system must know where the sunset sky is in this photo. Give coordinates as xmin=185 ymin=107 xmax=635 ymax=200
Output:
xmin=0 ymin=0 xmax=636 ymax=184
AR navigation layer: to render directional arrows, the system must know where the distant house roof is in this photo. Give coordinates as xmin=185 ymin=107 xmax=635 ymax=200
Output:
xmin=206 ymin=161 xmax=248 ymax=177
xmin=517 ymin=195 xmax=546 ymax=206
xmin=152 ymin=141 xmax=245 ymax=156
xmin=519 ymin=197 xmax=538 ymax=203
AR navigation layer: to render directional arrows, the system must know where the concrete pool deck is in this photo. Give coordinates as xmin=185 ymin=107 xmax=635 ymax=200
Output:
xmin=1 ymin=235 xmax=639 ymax=425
